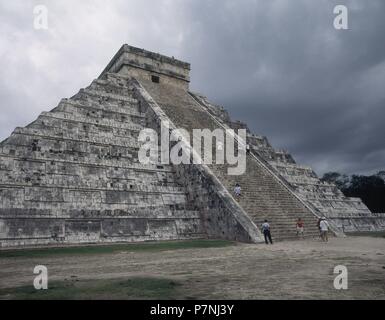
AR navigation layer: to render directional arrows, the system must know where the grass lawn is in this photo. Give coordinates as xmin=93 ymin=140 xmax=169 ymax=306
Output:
xmin=0 ymin=277 xmax=182 ymax=300
xmin=346 ymin=231 xmax=385 ymax=238
xmin=0 ymin=239 xmax=235 ymax=259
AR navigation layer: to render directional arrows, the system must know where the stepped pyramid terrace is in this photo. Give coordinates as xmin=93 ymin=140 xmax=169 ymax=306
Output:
xmin=1 ymin=44 xmax=384 ymax=247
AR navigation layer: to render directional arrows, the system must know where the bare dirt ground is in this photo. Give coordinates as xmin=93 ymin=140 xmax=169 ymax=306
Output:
xmin=1 ymin=236 xmax=384 ymax=299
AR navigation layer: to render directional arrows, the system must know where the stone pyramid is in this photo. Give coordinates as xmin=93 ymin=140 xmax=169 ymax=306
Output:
xmin=0 ymin=44 xmax=384 ymax=247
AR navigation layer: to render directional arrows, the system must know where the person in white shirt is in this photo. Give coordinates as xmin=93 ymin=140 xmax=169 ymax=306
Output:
xmin=319 ymin=217 xmax=330 ymax=242
xmin=234 ymin=183 xmax=241 ymax=200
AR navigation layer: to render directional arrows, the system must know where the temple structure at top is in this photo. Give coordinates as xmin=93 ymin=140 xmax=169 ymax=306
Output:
xmin=100 ymin=44 xmax=191 ymax=89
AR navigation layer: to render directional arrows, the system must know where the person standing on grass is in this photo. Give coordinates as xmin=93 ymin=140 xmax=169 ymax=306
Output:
xmin=261 ymin=219 xmax=273 ymax=244
xmin=319 ymin=217 xmax=330 ymax=242
xmin=296 ymin=218 xmax=304 ymax=238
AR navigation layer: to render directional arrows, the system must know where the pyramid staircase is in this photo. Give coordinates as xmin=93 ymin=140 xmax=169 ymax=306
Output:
xmin=136 ymin=78 xmax=321 ymax=240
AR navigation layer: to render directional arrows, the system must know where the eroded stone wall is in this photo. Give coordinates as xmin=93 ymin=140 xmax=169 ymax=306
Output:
xmin=0 ymin=73 xmax=204 ymax=247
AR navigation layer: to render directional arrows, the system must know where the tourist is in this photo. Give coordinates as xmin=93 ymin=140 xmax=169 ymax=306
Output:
xmin=261 ymin=219 xmax=273 ymax=244
xmin=234 ymin=183 xmax=241 ymax=200
xmin=296 ymin=218 xmax=304 ymax=238
xmin=317 ymin=218 xmax=322 ymax=239
xmin=319 ymin=217 xmax=330 ymax=242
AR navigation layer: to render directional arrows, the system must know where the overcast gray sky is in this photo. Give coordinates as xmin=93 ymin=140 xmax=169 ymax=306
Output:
xmin=1 ymin=0 xmax=384 ymax=176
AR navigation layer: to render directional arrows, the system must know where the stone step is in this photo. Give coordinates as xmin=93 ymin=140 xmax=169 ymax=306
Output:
xmin=0 ymin=154 xmax=175 ymax=174
xmin=61 ymin=98 xmax=143 ymax=118
xmin=9 ymin=127 xmax=140 ymax=150
xmin=76 ymin=87 xmax=138 ymax=104
xmin=38 ymin=112 xmax=143 ymax=133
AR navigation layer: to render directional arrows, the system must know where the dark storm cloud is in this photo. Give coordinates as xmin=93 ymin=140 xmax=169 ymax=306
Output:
xmin=1 ymin=0 xmax=384 ymax=175
xmin=180 ymin=0 xmax=385 ymax=175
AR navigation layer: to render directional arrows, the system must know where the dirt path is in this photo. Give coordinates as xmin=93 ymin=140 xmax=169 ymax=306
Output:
xmin=1 ymin=237 xmax=384 ymax=299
